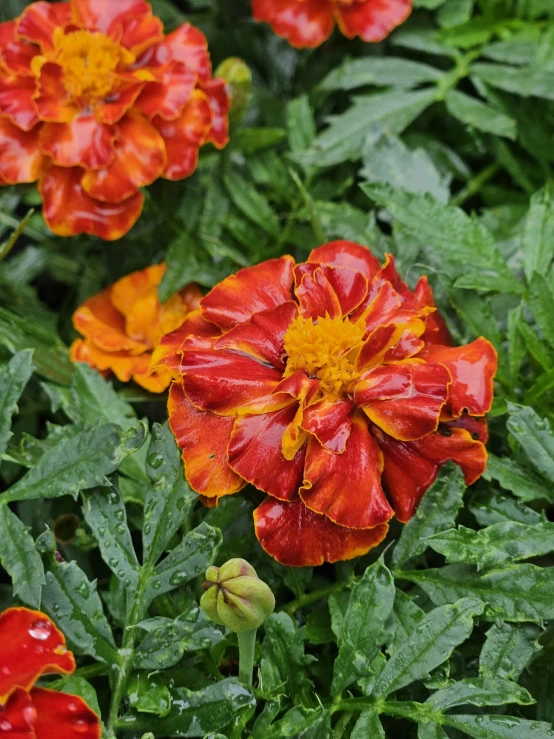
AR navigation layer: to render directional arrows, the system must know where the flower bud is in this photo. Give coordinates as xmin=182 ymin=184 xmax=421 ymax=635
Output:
xmin=200 ymin=558 xmax=275 ymax=633
xmin=215 ymin=58 xmax=252 ymax=123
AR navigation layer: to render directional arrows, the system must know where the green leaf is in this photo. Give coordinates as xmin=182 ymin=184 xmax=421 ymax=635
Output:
xmin=287 ymin=95 xmax=316 ymax=153
xmin=1 ymin=422 xmax=146 ymax=503
xmin=507 ymin=403 xmax=554 ymax=484
xmin=352 ymin=710 xmax=385 ymax=739
xmin=0 ymin=503 xmax=44 ymax=607
xmin=427 ymin=677 xmax=535 ymax=710
xmin=319 ymin=58 xmax=442 ymax=92
xmin=399 ymin=563 xmax=554 ymax=622
xmin=235 ymin=128 xmax=286 ymax=154
xmin=60 ymin=676 xmax=101 ymax=717
xmin=479 ymin=623 xmax=542 ymax=681
xmin=223 ymin=171 xmax=279 ymax=238
xmin=472 ymin=62 xmax=554 ymax=100
xmin=484 ymin=455 xmax=551 ymax=503
xmin=522 ymin=187 xmax=554 ymax=283
xmin=469 ymin=488 xmax=544 ymax=527
xmin=528 ymin=272 xmax=554 ymax=348
xmin=418 ymin=726 xmax=449 ymax=739
xmin=392 ymin=464 xmax=466 ymax=568
xmin=260 ymin=612 xmax=315 ymax=697
xmin=265 ymin=707 xmax=331 ymax=739
xmin=372 ymin=598 xmax=483 ymax=697
xmin=442 ymin=714 xmax=554 ymax=739
xmin=332 ymin=557 xmax=395 ymax=693
xmin=445 ymin=89 xmax=516 ymax=139
xmin=387 ymin=589 xmax=425 ymax=655
xmin=41 ymin=560 xmax=117 ymax=664
xmin=0 ymin=350 xmax=33 ymax=461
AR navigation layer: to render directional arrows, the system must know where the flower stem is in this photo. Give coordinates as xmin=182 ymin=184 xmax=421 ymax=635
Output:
xmin=280 ymin=579 xmax=353 ymax=616
xmin=237 ymin=629 xmax=257 ymax=687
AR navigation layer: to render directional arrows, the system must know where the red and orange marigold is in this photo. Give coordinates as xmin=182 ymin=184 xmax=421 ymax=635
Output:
xmin=71 ymin=263 xmax=201 ymax=392
xmin=155 ymin=241 xmax=497 ymax=567
xmin=252 ymin=0 xmax=412 ymax=48
xmin=0 ymin=0 xmax=230 ymax=240
xmin=0 ymin=607 xmax=100 ymax=738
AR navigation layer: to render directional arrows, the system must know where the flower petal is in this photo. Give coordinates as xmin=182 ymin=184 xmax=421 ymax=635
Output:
xmin=294 ymin=264 xmax=342 ymax=319
xmin=82 ymin=112 xmax=166 ymax=202
xmin=96 ymin=78 xmax=146 ymax=124
xmin=0 ymin=688 xmax=36 ymax=737
xmin=254 ymin=497 xmax=389 ymax=566
xmin=34 ymin=62 xmax=78 ymax=123
xmin=200 ymin=77 xmax=230 ymax=149
xmin=70 ymin=339 xmax=148 ymax=382
xmin=153 ymin=89 xmax=212 ymax=180
xmin=300 ymin=411 xmax=393 ymax=528
xmin=31 ymin=687 xmax=101 ymax=739
xmin=0 ymin=607 xmax=75 ymax=702
xmin=142 ymin=23 xmax=211 ymax=81
xmin=301 ymin=396 xmax=354 ymax=454
xmin=39 ymin=114 xmax=117 ymax=169
xmin=357 ymin=321 xmax=424 ymax=369
xmin=335 ymin=0 xmax=412 ymax=42
xmin=150 ymin=310 xmax=219 ymax=376
xmin=17 ymin=1 xmax=71 ymax=51
xmin=252 ymin=0 xmax=335 ymax=49
xmin=132 ymin=364 xmax=172 ymax=393
xmin=72 ymin=287 xmax=147 ymax=354
xmin=118 ymin=12 xmax=164 ymax=56
xmin=134 ymin=61 xmax=196 ymax=121
xmin=168 ymin=382 xmax=244 ymax=498
xmin=71 ymin=0 xmax=151 ymax=36
xmin=200 ymin=255 xmax=295 ymax=330
xmin=0 ymin=74 xmax=38 ymax=131
xmin=110 ymin=263 xmax=164 ymax=322
xmin=448 ymin=414 xmax=489 ymax=444
xmin=0 ymin=117 xmax=45 ymax=183
xmin=413 ymin=276 xmax=452 ymax=346
xmin=308 ymin=240 xmax=381 ymax=280
xmin=417 ymin=337 xmax=498 ymax=417
xmin=376 ymin=425 xmax=487 ymax=522
xmin=0 ymin=21 xmax=37 ymax=76
xmin=40 ymin=166 xmax=144 ymax=240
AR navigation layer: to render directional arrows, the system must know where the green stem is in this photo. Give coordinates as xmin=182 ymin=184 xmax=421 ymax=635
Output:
xmin=451 ymin=162 xmax=501 ymax=207
xmin=280 ymin=580 xmax=353 ymax=616
xmin=237 ymin=629 xmax=257 ymax=687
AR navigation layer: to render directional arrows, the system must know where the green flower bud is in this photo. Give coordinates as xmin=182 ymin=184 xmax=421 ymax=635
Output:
xmin=200 ymin=558 xmax=275 ymax=633
xmin=214 ymin=57 xmax=252 ymax=123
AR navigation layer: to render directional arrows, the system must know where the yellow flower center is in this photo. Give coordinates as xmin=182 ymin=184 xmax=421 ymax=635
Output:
xmin=283 ymin=314 xmax=366 ymax=398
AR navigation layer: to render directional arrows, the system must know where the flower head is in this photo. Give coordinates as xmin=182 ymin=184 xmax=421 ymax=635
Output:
xmin=252 ymin=0 xmax=412 ymax=48
xmin=0 ymin=607 xmax=100 ymax=738
xmin=0 ymin=0 xmax=231 ymax=240
xmin=158 ymin=241 xmax=497 ymax=567
xmin=70 ymin=263 xmax=201 ymax=392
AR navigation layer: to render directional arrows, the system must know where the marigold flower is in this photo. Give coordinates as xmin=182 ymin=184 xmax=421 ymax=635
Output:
xmin=157 ymin=241 xmax=497 ymax=567
xmin=0 ymin=607 xmax=100 ymax=738
xmin=0 ymin=0 xmax=230 ymax=240
xmin=252 ymin=0 xmax=412 ymax=48
xmin=70 ymin=263 xmax=201 ymax=392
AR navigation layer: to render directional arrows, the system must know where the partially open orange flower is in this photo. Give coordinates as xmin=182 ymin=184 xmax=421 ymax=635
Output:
xmin=70 ymin=263 xmax=201 ymax=392
xmin=0 ymin=607 xmax=100 ymax=738
xmin=0 ymin=0 xmax=230 ymax=240
xmin=157 ymin=241 xmax=497 ymax=567
xmin=252 ymin=0 xmax=412 ymax=48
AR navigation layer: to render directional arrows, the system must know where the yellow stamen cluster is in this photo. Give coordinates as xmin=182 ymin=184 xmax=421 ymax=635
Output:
xmin=283 ymin=313 xmax=366 ymax=398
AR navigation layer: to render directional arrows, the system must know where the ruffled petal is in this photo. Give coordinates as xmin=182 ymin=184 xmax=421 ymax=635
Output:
xmin=17 ymin=1 xmax=71 ymax=51
xmin=308 ymin=240 xmax=381 ymax=280
xmin=300 ymin=411 xmax=393 ymax=529
xmin=228 ymin=404 xmax=305 ymax=501
xmin=356 ymin=321 xmax=424 ymax=369
xmin=417 ymin=338 xmax=497 ymax=418
xmin=70 ymin=339 xmax=147 ymax=382
xmin=201 ymin=77 xmax=230 ymax=149
xmin=31 ymin=687 xmax=101 ymax=739
xmin=0 ymin=688 xmax=36 ymax=737
xmin=0 ymin=117 xmax=45 ymax=183
xmin=335 ymin=0 xmax=412 ymax=43
xmin=34 ymin=62 xmax=78 ymax=123
xmin=153 ymin=89 xmax=212 ymax=180
xmin=376 ymin=425 xmax=487 ymax=522
xmin=254 ymin=497 xmax=389 ymax=567
xmin=134 ymin=61 xmax=196 ymax=121
xmin=168 ymin=382 xmax=244 ymax=498
xmin=413 ymin=276 xmax=452 ymax=346
xmin=0 ymin=21 xmax=37 ymax=76
xmin=39 ymin=114 xmax=117 ymax=169
xmin=200 ymin=255 xmax=295 ymax=330
xmin=150 ymin=311 xmax=219 ymax=376
xmin=252 ymin=0 xmax=335 ymax=49
xmin=82 ymin=112 xmax=166 ymax=202
xmin=0 ymin=74 xmax=38 ymax=131
xmin=131 ymin=363 xmax=172 ymax=393
xmin=118 ymin=12 xmax=164 ymax=56
xmin=0 ymin=608 xmax=75 ymax=702
xmin=141 ymin=23 xmax=211 ymax=82
xmin=448 ymin=414 xmax=489 ymax=444
xmin=40 ymin=166 xmax=144 ymax=240
xmin=294 ymin=265 xmax=342 ymax=319
xmin=301 ymin=396 xmax=353 ymax=454
xmin=71 ymin=0 xmax=151 ymax=36
xmin=72 ymin=287 xmax=147 ymax=354
xmin=96 ymin=78 xmax=146 ymax=124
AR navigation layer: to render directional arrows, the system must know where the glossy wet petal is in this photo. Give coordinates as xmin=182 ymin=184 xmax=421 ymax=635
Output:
xmin=335 ymin=0 xmax=412 ymax=42
xmin=31 ymin=687 xmax=101 ymax=739
xmin=252 ymin=0 xmax=335 ymax=48
xmin=39 ymin=114 xmax=117 ymax=169
xmin=0 ymin=117 xmax=45 ymax=183
xmin=134 ymin=61 xmax=196 ymax=121
xmin=201 ymin=77 xmax=230 ymax=149
xmin=71 ymin=0 xmax=152 ymax=36
xmin=308 ymin=240 xmax=381 ymax=280
xmin=301 ymin=396 xmax=354 ymax=454
xmin=0 ymin=74 xmax=38 ymax=131
xmin=17 ymin=1 xmax=71 ymax=51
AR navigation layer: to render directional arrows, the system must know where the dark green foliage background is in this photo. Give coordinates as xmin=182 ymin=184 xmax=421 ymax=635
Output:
xmin=2 ymin=0 xmax=554 ymax=737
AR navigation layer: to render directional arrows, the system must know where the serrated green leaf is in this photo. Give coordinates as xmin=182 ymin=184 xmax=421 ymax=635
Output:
xmin=469 ymin=488 xmax=543 ymax=527
xmin=445 ymin=89 xmax=516 ymax=139
xmin=352 ymin=710 xmax=385 ymax=739
xmin=522 ymin=187 xmax=554 ymax=283
xmin=387 ymin=589 xmax=425 ymax=655
xmin=265 ymin=707 xmax=331 ymax=739
xmin=223 ymin=171 xmax=279 ymax=238
xmin=479 ymin=623 xmax=542 ymax=681
xmin=319 ymin=58 xmax=442 ymax=92
xmin=419 ymin=725 xmax=449 ymax=739
xmin=427 ymin=677 xmax=534 ymax=710
xmin=286 ymin=95 xmax=316 ymax=153
xmin=260 ymin=612 xmax=315 ymax=697
xmin=507 ymin=403 xmax=554 ymax=484
xmin=528 ymin=272 xmax=554 ymax=349
xmin=472 ymin=62 xmax=554 ymax=100
xmin=484 ymin=455 xmax=551 ymax=503
xmin=235 ymin=128 xmax=286 ymax=154
xmin=0 ymin=350 xmax=33 ymax=463
xmin=0 ymin=503 xmax=44 ymax=607
xmin=442 ymin=714 xmax=554 ymax=739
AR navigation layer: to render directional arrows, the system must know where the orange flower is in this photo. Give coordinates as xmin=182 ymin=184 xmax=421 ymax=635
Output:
xmin=0 ymin=0 xmax=230 ymax=240
xmin=252 ymin=0 xmax=412 ymax=48
xmin=0 ymin=607 xmax=100 ymax=738
xmin=157 ymin=241 xmax=497 ymax=567
xmin=70 ymin=263 xmax=201 ymax=392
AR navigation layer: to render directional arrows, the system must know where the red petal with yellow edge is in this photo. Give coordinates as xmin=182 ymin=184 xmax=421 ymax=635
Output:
xmin=228 ymin=404 xmax=305 ymax=501
xmin=118 ymin=13 xmax=164 ymax=56
xmin=254 ymin=497 xmax=389 ymax=567
xmin=335 ymin=0 xmax=412 ymax=42
xmin=17 ymin=1 xmax=71 ymax=51
xmin=418 ymin=337 xmax=497 ymax=418
xmin=309 ymin=240 xmax=381 ymax=280
xmin=0 ymin=22 xmax=37 ymax=76
xmin=168 ymin=382 xmax=244 ymax=498
xmin=182 ymin=342 xmax=288 ymax=416
xmin=40 ymin=166 xmax=144 ymax=240
xmin=376 ymin=425 xmax=487 ymax=522
xmin=252 ymin=0 xmax=335 ymax=49
xmin=34 ymin=62 xmax=78 ymax=123
xmin=357 ymin=322 xmax=423 ymax=369
xmin=294 ymin=265 xmax=342 ymax=319
xmin=82 ymin=113 xmax=165 ymax=203
xmin=201 ymin=256 xmax=295 ymax=330
xmin=154 ymin=90 xmax=212 ymax=180
xmin=31 ymin=687 xmax=101 ymax=739
xmin=216 ymin=301 xmax=297 ymax=370
xmin=71 ymin=0 xmax=151 ymax=35
xmin=142 ymin=23 xmax=211 ymax=81
xmin=151 ymin=311 xmax=219 ymax=374
xmin=448 ymin=414 xmax=489 ymax=444
xmin=383 ymin=327 xmax=424 ymax=363
xmin=40 ymin=114 xmax=117 ymax=169
xmin=0 ymin=688 xmax=36 ymax=737
xmin=135 ymin=62 xmax=196 ymax=121
xmin=0 ymin=607 xmax=75 ymax=702
xmin=0 ymin=118 xmax=45 ymax=183
xmin=0 ymin=75 xmax=38 ymax=131
xmin=300 ymin=412 xmax=393 ymax=529
xmin=354 ymin=363 xmax=412 ymax=403
xmin=97 ymin=79 xmax=146 ymax=125
xmin=357 ymin=362 xmax=451 ymax=441
xmin=201 ymin=78 xmax=230 ymax=149
xmin=301 ymin=396 xmax=354 ymax=454
xmin=413 ymin=276 xmax=452 ymax=346
xmin=352 ymin=282 xmax=402 ymax=330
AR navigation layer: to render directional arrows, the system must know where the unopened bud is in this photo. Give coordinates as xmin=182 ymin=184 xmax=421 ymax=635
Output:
xmin=214 ymin=58 xmax=252 ymax=123
xmin=200 ymin=558 xmax=275 ymax=633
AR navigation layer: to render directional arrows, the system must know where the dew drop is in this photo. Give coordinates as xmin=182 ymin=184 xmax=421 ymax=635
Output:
xmin=148 ymin=453 xmax=164 ymax=469
xmin=29 ymin=620 xmax=52 ymax=641
xmin=169 ymin=571 xmax=186 ymax=586
xmin=115 ymin=524 xmax=126 ymax=535
xmin=0 ymin=721 xmax=12 ymax=731
xmin=75 ymin=582 xmax=89 ymax=598
xmin=1 ymin=667 xmax=10 ymax=676
xmin=22 ymin=706 xmax=36 ymax=724
xmin=67 ymin=702 xmax=78 ymax=713
xmin=74 ymin=720 xmax=89 ymax=733
xmin=114 ymin=510 xmax=124 ymax=521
